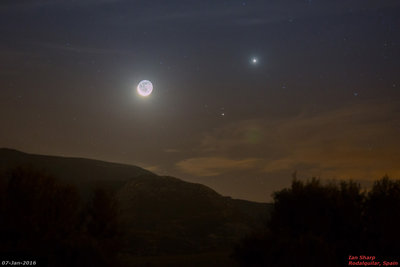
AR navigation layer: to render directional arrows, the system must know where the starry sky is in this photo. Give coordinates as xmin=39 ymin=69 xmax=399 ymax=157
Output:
xmin=1 ymin=0 xmax=400 ymax=202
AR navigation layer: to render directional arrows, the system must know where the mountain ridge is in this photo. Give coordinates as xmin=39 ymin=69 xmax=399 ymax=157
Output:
xmin=0 ymin=147 xmax=271 ymax=255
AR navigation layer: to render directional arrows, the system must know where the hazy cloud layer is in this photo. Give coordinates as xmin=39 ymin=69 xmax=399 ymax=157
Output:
xmin=176 ymin=102 xmax=400 ymax=180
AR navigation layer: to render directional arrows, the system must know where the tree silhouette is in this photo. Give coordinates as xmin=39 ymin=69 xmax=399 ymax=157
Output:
xmin=86 ymin=187 xmax=121 ymax=266
xmin=233 ymin=176 xmax=400 ymax=266
xmin=364 ymin=176 xmax=400 ymax=258
xmin=0 ymin=167 xmax=121 ymax=267
xmin=0 ymin=168 xmax=80 ymax=262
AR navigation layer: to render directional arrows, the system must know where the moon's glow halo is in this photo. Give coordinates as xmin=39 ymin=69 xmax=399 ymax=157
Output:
xmin=137 ymin=80 xmax=153 ymax=97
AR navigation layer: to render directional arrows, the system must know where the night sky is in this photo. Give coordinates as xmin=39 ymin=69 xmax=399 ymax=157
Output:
xmin=1 ymin=0 xmax=399 ymax=202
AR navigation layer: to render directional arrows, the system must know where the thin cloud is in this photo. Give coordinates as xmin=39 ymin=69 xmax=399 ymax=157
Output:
xmin=176 ymin=157 xmax=261 ymax=177
xmin=164 ymin=148 xmax=180 ymax=153
xmin=30 ymin=41 xmax=133 ymax=56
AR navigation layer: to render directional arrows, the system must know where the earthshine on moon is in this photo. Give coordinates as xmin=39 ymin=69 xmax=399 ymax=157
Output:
xmin=137 ymin=80 xmax=153 ymax=97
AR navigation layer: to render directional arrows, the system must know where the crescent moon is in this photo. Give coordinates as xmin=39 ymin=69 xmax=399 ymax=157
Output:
xmin=137 ymin=80 xmax=153 ymax=97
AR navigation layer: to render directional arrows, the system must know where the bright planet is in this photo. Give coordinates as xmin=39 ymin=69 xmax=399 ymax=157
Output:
xmin=137 ymin=80 xmax=153 ymax=96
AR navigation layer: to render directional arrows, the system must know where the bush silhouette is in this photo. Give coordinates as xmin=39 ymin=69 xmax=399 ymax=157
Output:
xmin=233 ymin=176 xmax=400 ymax=266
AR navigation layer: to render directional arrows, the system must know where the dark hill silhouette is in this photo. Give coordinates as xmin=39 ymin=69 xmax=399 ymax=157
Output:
xmin=0 ymin=148 xmax=271 ymax=260
xmin=0 ymin=148 xmax=153 ymax=196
